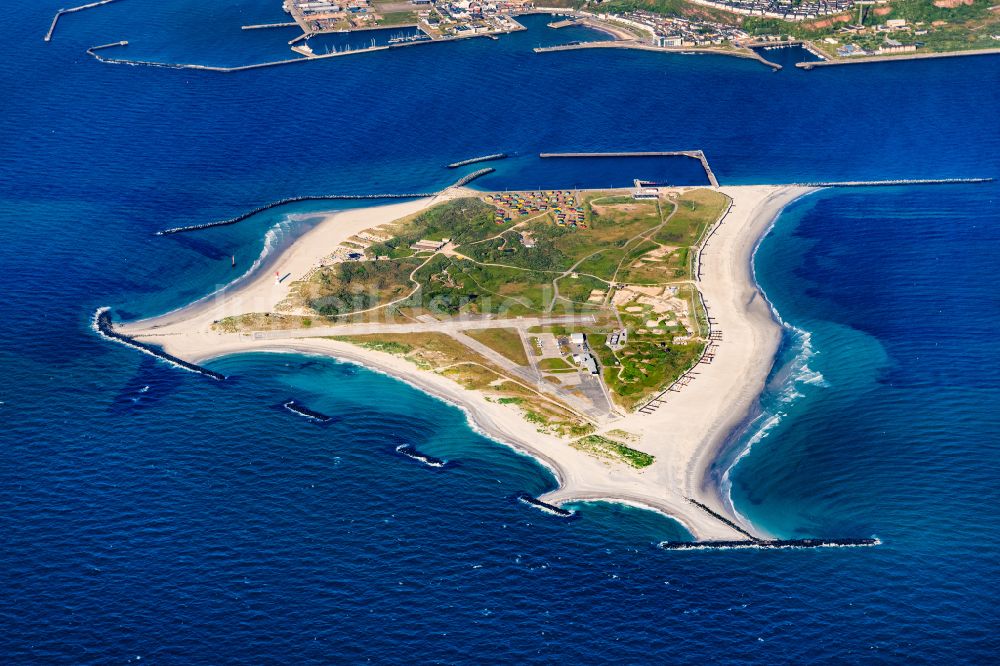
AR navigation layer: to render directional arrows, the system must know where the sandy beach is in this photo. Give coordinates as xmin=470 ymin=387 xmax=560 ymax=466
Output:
xmin=117 ymin=184 xmax=815 ymax=541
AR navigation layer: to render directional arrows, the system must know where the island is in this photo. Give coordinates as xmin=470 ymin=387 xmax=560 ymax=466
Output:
xmin=104 ymin=179 xmax=818 ymax=543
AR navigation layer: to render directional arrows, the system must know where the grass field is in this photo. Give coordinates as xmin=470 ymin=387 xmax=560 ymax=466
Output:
xmin=461 ymin=327 xmax=529 ymax=366
xmin=538 ymin=357 xmax=574 ymax=371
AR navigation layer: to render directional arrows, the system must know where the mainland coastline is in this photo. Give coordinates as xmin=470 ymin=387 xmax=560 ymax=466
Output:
xmin=112 ymin=184 xmax=813 ymax=542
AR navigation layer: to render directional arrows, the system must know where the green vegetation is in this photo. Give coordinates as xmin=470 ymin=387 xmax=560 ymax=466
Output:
xmin=413 ymin=255 xmax=554 ymax=316
xmin=340 ymin=338 xmax=413 ymax=356
xmin=595 ymin=335 xmax=705 ymax=411
xmin=571 ymin=435 xmax=655 ymax=468
xmin=461 ymin=327 xmax=529 ymax=366
xmin=293 ymin=258 xmax=420 ymax=317
xmin=655 ymin=189 xmax=728 ymax=247
xmin=377 ymin=11 xmax=419 ymax=27
xmin=371 ymin=198 xmax=497 ymax=256
xmin=212 ymin=312 xmax=327 ymax=333
xmin=538 ymin=357 xmax=574 ymax=371
xmin=461 ymin=194 xmax=666 ymax=282
xmin=601 ymin=0 xmax=1000 ymax=55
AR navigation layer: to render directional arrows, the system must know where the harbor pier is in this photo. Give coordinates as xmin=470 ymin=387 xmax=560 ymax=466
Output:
xmin=44 ymin=0 xmax=122 ymax=42
xmin=539 ymin=150 xmax=720 ymax=188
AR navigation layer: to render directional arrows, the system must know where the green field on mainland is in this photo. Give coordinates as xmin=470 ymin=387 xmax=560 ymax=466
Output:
xmin=377 ymin=11 xmax=419 ymax=27
xmin=598 ymin=0 xmax=1000 ymax=56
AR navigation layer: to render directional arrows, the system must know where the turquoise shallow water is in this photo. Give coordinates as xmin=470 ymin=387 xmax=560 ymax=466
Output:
xmin=1 ymin=2 xmax=999 ymax=662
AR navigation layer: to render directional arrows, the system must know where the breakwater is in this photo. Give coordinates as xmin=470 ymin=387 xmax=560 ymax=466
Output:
xmin=533 ymin=41 xmax=781 ymax=70
xmin=797 ymin=47 xmax=1000 ymax=70
xmin=540 ymin=150 xmax=720 ymax=187
xmin=446 ymin=153 xmax=507 ymax=169
xmin=395 ymin=444 xmax=447 ymax=468
xmin=92 ymin=308 xmax=225 ymax=380
xmin=86 ymin=38 xmax=438 ymax=72
xmin=242 ymin=22 xmax=298 ymax=30
xmin=452 ymin=168 xmax=495 ymax=188
xmin=660 ymin=537 xmax=881 ymax=550
xmin=516 ymin=492 xmax=574 ymax=517
xmin=802 ymin=178 xmax=994 ymax=188
xmin=283 ymin=400 xmax=333 ymax=422
xmin=44 ymin=0 xmax=121 ymax=42
xmin=155 ymin=193 xmax=432 ymax=236
xmin=85 ymin=28 xmax=518 ymax=73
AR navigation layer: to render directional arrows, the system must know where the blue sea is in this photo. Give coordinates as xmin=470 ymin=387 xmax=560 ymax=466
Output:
xmin=2 ymin=1 xmax=999 ymax=662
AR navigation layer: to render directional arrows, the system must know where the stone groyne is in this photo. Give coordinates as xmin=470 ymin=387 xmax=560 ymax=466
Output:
xmin=446 ymin=153 xmax=508 ymax=169
xmin=516 ymin=492 xmax=575 ymax=517
xmin=660 ymin=537 xmax=881 ymax=550
xmin=155 ymin=193 xmax=432 ymax=236
xmin=283 ymin=400 xmax=333 ymax=422
xmin=687 ymin=499 xmax=758 ymax=540
xmin=395 ymin=444 xmax=448 ymax=468
xmin=452 ymin=168 xmax=495 ymax=188
xmin=92 ymin=308 xmax=225 ymax=380
xmin=801 ymin=178 xmax=994 ymax=188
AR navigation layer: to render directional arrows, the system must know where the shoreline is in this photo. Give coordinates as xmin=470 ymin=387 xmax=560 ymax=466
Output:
xmin=113 ymin=185 xmax=811 ymax=542
xmin=708 ymin=187 xmax=820 ymax=524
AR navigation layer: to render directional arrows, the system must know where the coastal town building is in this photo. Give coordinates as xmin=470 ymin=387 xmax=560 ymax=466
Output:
xmin=602 ymin=10 xmax=748 ymax=47
xmin=684 ymin=0 xmax=856 ymax=21
xmin=606 ymin=329 xmax=628 ymax=351
xmin=284 ymin=0 xmax=530 ymax=41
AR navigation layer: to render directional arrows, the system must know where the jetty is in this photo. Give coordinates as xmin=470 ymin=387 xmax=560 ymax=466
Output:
xmin=452 ymin=168 xmax=494 ymax=188
xmin=395 ymin=444 xmax=447 ymax=468
xmin=516 ymin=492 xmax=575 ymax=517
xmin=660 ymin=537 xmax=880 ymax=550
xmin=283 ymin=400 xmax=333 ymax=422
xmin=797 ymin=47 xmax=1000 ymax=70
xmin=155 ymin=193 xmax=434 ymax=236
xmin=540 ymin=150 xmax=720 ymax=188
xmin=92 ymin=308 xmax=225 ymax=380
xmin=44 ymin=0 xmax=122 ymax=42
xmin=242 ymin=22 xmax=298 ymax=31
xmin=446 ymin=153 xmax=507 ymax=169
xmin=801 ymin=178 xmax=994 ymax=188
